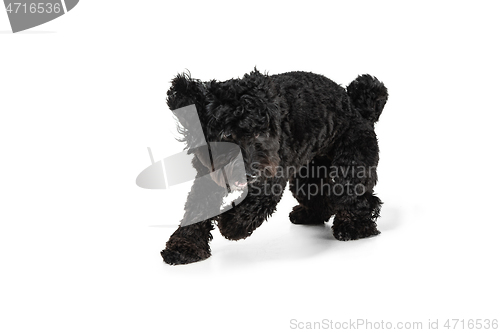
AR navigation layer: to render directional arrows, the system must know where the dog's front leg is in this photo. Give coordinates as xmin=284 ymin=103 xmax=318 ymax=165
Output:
xmin=161 ymin=175 xmax=226 ymax=265
xmin=217 ymin=177 xmax=287 ymax=240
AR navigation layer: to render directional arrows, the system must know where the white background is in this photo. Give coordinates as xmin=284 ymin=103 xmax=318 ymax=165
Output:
xmin=1 ymin=1 xmax=499 ymax=332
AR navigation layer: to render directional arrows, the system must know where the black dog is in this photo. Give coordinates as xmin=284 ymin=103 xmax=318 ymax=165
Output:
xmin=161 ymin=69 xmax=388 ymax=265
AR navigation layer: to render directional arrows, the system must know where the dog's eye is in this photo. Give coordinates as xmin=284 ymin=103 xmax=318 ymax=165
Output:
xmin=222 ymin=132 xmax=232 ymax=139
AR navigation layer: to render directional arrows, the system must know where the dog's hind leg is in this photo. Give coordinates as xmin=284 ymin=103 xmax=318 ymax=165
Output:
xmin=289 ymin=156 xmax=336 ymax=225
xmin=330 ymin=119 xmax=382 ymax=240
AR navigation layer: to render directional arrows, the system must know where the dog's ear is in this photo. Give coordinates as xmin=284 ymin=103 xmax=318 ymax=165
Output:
xmin=167 ymin=72 xmax=207 ymax=147
xmin=239 ymin=70 xmax=280 ymax=136
xmin=167 ymin=72 xmax=206 ymax=115
xmin=205 ymin=70 xmax=280 ymax=137
xmin=238 ymin=94 xmax=278 ymax=133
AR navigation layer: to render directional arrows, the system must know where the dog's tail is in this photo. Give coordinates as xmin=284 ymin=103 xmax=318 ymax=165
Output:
xmin=347 ymin=75 xmax=388 ymax=123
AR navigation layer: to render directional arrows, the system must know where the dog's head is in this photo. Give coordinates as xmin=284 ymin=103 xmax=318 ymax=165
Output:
xmin=167 ymin=69 xmax=281 ymax=189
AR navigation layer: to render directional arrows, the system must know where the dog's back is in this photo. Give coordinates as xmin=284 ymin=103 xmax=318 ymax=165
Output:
xmin=268 ymin=71 xmax=387 ymax=158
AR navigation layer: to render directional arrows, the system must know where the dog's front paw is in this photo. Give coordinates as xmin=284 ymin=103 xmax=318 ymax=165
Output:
xmin=161 ymin=239 xmax=210 ymax=265
xmin=332 ymin=221 xmax=380 ymax=241
xmin=217 ymin=214 xmax=257 ymax=241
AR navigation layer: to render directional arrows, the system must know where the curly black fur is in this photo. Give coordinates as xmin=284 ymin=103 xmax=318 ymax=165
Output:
xmin=161 ymin=69 xmax=388 ymax=265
